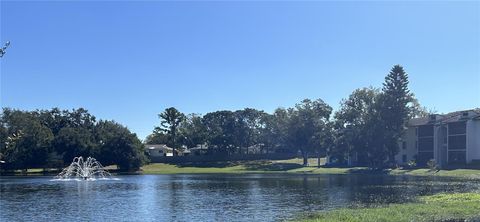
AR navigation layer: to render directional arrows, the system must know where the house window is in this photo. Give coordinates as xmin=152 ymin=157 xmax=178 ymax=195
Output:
xmin=402 ymin=155 xmax=407 ymax=163
xmin=402 ymin=141 xmax=406 ymax=150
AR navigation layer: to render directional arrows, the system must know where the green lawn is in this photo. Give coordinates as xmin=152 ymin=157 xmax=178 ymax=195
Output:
xmin=141 ymin=158 xmax=480 ymax=178
xmin=294 ymin=192 xmax=480 ymax=222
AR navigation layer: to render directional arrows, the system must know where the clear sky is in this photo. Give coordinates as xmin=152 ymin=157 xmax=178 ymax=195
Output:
xmin=1 ymin=1 xmax=479 ymax=140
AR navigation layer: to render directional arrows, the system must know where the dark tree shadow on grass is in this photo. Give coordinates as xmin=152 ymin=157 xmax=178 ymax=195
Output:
xmin=170 ymin=160 xmax=304 ymax=171
xmin=173 ymin=161 xmax=239 ymax=168
xmin=243 ymin=162 xmax=304 ymax=171
xmin=346 ymin=168 xmax=391 ymax=175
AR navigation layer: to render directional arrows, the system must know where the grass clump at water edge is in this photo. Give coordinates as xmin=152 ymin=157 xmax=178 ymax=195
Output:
xmin=293 ymin=192 xmax=480 ymax=222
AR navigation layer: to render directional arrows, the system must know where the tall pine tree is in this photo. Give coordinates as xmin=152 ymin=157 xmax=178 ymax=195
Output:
xmin=379 ymin=65 xmax=411 ymax=164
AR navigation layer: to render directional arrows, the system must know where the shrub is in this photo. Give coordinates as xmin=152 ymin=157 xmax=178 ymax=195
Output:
xmin=427 ymin=159 xmax=438 ymax=171
xmin=407 ymin=160 xmax=416 ymax=168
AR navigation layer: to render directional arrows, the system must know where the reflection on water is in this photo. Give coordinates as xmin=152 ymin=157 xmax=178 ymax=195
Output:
xmin=1 ymin=174 xmax=479 ymax=222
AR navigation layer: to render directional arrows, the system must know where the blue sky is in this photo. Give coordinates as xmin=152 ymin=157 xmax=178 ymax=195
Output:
xmin=1 ymin=1 xmax=479 ymax=140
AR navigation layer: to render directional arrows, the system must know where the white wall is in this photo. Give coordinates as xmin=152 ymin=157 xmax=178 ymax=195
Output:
xmin=147 ymin=148 xmax=169 ymax=157
xmin=395 ymin=127 xmax=417 ymax=164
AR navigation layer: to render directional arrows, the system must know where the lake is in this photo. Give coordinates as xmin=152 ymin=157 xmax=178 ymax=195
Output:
xmin=1 ymin=174 xmax=479 ymax=222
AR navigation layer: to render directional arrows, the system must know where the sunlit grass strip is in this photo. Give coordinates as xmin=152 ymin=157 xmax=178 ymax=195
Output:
xmin=294 ymin=193 xmax=480 ymax=222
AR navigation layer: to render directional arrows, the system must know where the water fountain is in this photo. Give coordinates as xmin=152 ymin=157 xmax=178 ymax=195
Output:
xmin=55 ymin=157 xmax=112 ymax=180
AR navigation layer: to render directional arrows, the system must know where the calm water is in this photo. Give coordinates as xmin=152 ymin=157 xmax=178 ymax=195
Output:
xmin=1 ymin=174 xmax=479 ymax=222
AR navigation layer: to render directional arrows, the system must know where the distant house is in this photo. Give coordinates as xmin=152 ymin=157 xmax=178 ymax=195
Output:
xmin=181 ymin=149 xmax=191 ymax=156
xmin=145 ymin=144 xmax=174 ymax=157
xmin=395 ymin=109 xmax=480 ymax=167
xmin=189 ymin=144 xmax=209 ymax=156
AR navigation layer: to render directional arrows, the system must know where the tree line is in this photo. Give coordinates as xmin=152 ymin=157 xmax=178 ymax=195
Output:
xmin=1 ymin=65 xmax=428 ymax=170
xmin=0 ymin=108 xmax=146 ymax=171
xmin=148 ymin=65 xmax=428 ymax=167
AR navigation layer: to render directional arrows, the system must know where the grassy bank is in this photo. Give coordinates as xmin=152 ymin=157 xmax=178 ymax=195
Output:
xmin=141 ymin=158 xmax=480 ymax=178
xmin=294 ymin=192 xmax=480 ymax=222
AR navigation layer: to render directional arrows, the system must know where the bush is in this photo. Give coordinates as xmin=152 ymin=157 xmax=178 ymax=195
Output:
xmin=427 ymin=159 xmax=438 ymax=171
xmin=406 ymin=160 xmax=417 ymax=169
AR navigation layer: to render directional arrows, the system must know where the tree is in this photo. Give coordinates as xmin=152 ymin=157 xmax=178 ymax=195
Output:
xmin=329 ymin=123 xmax=354 ymax=165
xmin=35 ymin=108 xmax=69 ymax=135
xmin=234 ymin=108 xmax=266 ymax=154
xmin=95 ymin=120 xmax=146 ymax=170
xmin=66 ymin=108 xmax=96 ymax=129
xmin=333 ymin=87 xmax=380 ymax=165
xmin=42 ymin=108 xmax=97 ymax=164
xmin=378 ymin=65 xmax=412 ymax=165
xmin=0 ymin=41 xmax=10 ymax=58
xmin=157 ymin=107 xmax=185 ymax=155
xmin=258 ymin=114 xmax=274 ymax=154
xmin=258 ymin=108 xmax=291 ymax=154
xmin=333 ymin=69 xmax=427 ymax=168
xmin=145 ymin=131 xmax=169 ymax=144
xmin=0 ymin=108 xmax=54 ymax=170
xmin=286 ymin=99 xmax=332 ymax=166
xmin=178 ymin=114 xmax=207 ymax=148
xmin=0 ymin=121 xmax=8 ymax=162
xmin=1 ymin=107 xmax=147 ymax=171
xmin=408 ymin=94 xmax=431 ymax=119
xmin=202 ymin=110 xmax=237 ymax=154
xmin=53 ymin=127 xmax=96 ymax=164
